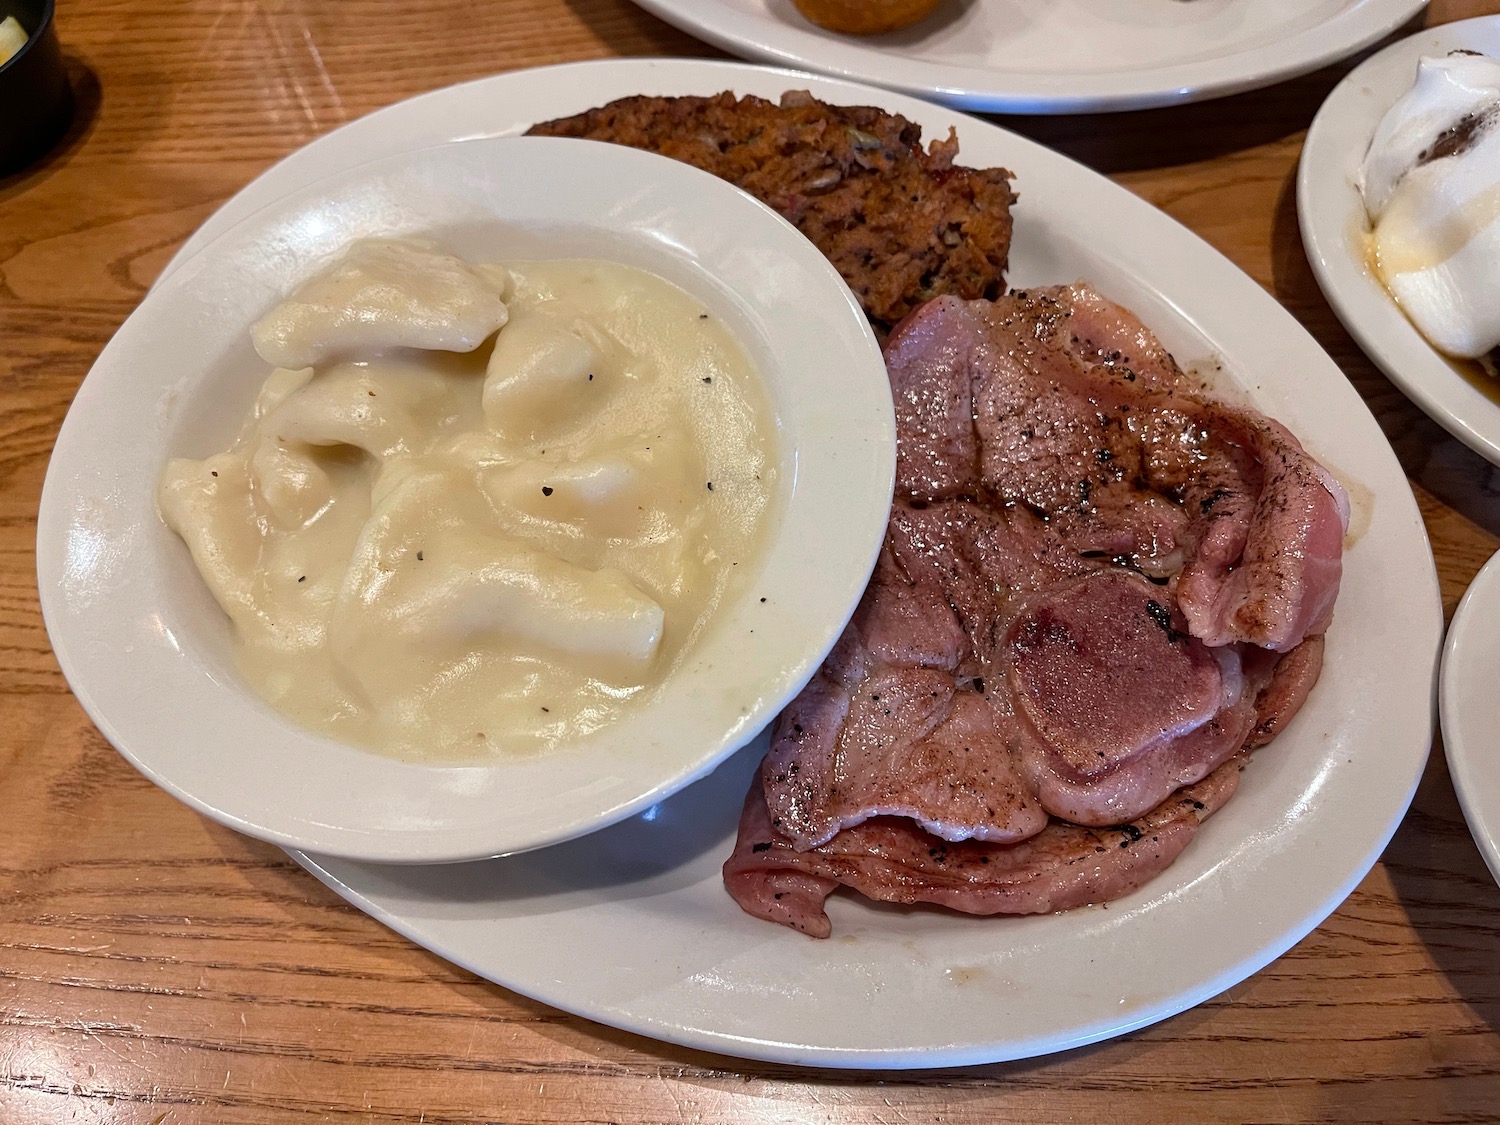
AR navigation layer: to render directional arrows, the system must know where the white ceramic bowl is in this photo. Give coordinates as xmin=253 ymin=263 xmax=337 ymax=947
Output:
xmin=36 ymin=136 xmax=894 ymax=864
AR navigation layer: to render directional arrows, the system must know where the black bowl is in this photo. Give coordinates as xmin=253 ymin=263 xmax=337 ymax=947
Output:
xmin=0 ymin=0 xmax=72 ymax=174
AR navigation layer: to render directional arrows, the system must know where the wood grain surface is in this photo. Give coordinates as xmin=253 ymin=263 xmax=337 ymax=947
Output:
xmin=4 ymin=1 xmax=1500 ymax=1121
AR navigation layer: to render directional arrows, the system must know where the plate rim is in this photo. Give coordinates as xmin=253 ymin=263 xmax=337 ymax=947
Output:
xmin=1298 ymin=14 xmax=1500 ymax=467
xmin=151 ymin=56 xmax=1442 ymax=1069
xmin=628 ymin=0 xmax=1428 ymax=114
xmin=1440 ymin=548 xmax=1500 ymax=888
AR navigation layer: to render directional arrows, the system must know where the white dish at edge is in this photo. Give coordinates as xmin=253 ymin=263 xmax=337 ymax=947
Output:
xmin=1441 ymin=548 xmax=1500 ymax=888
xmin=1299 ymin=15 xmax=1500 ymax=467
xmin=37 ymin=134 xmax=895 ymax=865
xmin=626 ymin=0 xmax=1426 ymax=115
xmin=158 ymin=59 xmax=1447 ymax=1068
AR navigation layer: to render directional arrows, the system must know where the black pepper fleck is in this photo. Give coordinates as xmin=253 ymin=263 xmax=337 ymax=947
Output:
xmin=542 ymin=486 xmax=554 ymax=496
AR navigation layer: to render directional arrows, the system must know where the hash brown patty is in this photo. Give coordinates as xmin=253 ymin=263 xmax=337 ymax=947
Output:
xmin=528 ymin=91 xmax=1016 ymax=329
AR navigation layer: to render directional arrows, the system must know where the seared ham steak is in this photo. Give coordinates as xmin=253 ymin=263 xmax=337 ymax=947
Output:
xmin=726 ymin=285 xmax=1347 ymax=936
xmin=726 ymin=756 xmax=1246 ymax=939
xmin=887 ymin=288 xmax=1349 ymax=651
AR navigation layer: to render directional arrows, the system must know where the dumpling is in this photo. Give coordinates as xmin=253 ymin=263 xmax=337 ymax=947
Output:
xmin=159 ymin=452 xmax=263 ymax=627
xmin=252 ymin=239 xmax=510 ymax=368
xmin=479 ymin=434 xmax=701 ymax=540
xmin=255 ymin=365 xmax=447 ymax=462
xmin=329 ymin=469 xmax=667 ymax=709
xmin=482 ymin=313 xmax=621 ymax=442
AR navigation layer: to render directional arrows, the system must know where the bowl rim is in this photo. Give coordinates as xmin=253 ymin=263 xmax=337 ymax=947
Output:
xmin=0 ymin=0 xmax=55 ymax=77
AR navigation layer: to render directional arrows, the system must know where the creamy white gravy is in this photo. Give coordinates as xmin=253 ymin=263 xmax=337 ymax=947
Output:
xmin=160 ymin=244 xmax=779 ymax=760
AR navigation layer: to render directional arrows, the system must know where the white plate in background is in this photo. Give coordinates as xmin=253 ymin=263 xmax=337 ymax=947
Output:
xmin=1299 ymin=15 xmax=1500 ymax=466
xmin=159 ymin=59 xmax=1451 ymax=1067
xmin=628 ymin=0 xmax=1426 ymax=114
xmin=1441 ymin=549 xmax=1500 ymax=888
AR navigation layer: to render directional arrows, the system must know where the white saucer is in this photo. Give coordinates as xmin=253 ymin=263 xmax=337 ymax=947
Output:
xmin=1441 ymin=548 xmax=1500 ymax=887
xmin=1299 ymin=15 xmax=1500 ymax=466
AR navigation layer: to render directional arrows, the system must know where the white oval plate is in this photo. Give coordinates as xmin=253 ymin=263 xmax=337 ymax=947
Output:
xmin=1300 ymin=15 xmax=1500 ymax=467
xmin=165 ymin=59 xmax=1440 ymax=1068
xmin=626 ymin=0 xmax=1425 ymax=115
xmin=1440 ymin=548 xmax=1500 ymax=888
xmin=38 ymin=134 xmax=894 ymax=864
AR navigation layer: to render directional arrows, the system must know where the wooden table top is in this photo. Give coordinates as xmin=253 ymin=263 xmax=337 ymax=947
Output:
xmin=5 ymin=0 xmax=1500 ymax=1120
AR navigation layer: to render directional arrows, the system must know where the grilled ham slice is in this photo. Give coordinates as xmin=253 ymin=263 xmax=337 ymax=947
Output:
xmin=725 ymin=285 xmax=1346 ymax=936
xmin=726 ymin=756 xmax=1246 ymax=939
